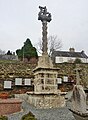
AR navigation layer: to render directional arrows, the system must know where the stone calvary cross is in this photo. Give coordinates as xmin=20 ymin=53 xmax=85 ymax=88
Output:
xmin=38 ymin=6 xmax=52 ymax=55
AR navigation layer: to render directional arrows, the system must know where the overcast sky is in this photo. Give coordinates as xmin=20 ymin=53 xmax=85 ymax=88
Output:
xmin=0 ymin=0 xmax=88 ymax=55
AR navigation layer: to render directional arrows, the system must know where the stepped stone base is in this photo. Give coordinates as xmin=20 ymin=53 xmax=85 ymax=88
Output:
xmin=27 ymin=93 xmax=65 ymax=109
xmin=37 ymin=54 xmax=53 ymax=68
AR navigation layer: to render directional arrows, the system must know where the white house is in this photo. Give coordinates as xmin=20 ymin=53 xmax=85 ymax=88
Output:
xmin=51 ymin=48 xmax=88 ymax=63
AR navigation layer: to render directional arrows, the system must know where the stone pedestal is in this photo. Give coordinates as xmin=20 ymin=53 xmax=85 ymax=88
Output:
xmin=27 ymin=55 xmax=65 ymax=108
xmin=27 ymin=93 xmax=65 ymax=109
xmin=37 ymin=54 xmax=53 ymax=68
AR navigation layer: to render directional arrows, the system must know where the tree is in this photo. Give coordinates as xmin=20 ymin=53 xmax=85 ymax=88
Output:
xmin=0 ymin=49 xmax=5 ymax=55
xmin=48 ymin=35 xmax=62 ymax=55
xmin=74 ymin=58 xmax=82 ymax=64
xmin=35 ymin=35 xmax=62 ymax=55
xmin=6 ymin=50 xmax=12 ymax=55
xmin=16 ymin=38 xmax=38 ymax=61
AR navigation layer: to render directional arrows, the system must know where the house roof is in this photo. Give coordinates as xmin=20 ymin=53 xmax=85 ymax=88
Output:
xmin=52 ymin=50 xmax=88 ymax=58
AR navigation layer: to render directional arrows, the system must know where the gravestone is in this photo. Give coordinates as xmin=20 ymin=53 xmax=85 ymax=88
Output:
xmin=72 ymin=85 xmax=87 ymax=113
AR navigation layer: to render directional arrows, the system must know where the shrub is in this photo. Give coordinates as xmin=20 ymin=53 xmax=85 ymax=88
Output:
xmin=0 ymin=115 xmax=8 ymax=120
xmin=74 ymin=58 xmax=82 ymax=63
xmin=21 ymin=111 xmax=37 ymax=120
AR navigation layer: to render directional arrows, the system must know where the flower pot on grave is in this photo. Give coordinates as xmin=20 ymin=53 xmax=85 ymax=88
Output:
xmin=0 ymin=92 xmax=9 ymax=99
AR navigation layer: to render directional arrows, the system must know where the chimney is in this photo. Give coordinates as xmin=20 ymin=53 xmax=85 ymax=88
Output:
xmin=69 ymin=48 xmax=75 ymax=52
xmin=81 ymin=50 xmax=84 ymax=53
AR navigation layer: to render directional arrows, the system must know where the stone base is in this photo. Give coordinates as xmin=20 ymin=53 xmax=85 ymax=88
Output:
xmin=27 ymin=93 xmax=65 ymax=109
xmin=0 ymin=98 xmax=22 ymax=115
xmin=37 ymin=54 xmax=53 ymax=68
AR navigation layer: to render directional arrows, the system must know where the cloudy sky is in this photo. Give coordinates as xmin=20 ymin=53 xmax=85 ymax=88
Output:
xmin=0 ymin=0 xmax=88 ymax=55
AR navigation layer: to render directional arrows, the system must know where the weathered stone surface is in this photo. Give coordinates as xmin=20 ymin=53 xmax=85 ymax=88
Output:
xmin=0 ymin=62 xmax=88 ymax=92
xmin=72 ymin=85 xmax=87 ymax=113
xmin=0 ymin=62 xmax=35 ymax=79
xmin=55 ymin=63 xmax=88 ymax=87
xmin=37 ymin=54 xmax=53 ymax=68
xmin=27 ymin=94 xmax=65 ymax=109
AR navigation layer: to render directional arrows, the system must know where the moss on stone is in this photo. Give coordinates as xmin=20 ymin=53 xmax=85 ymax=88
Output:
xmin=0 ymin=115 xmax=8 ymax=120
xmin=21 ymin=111 xmax=37 ymax=120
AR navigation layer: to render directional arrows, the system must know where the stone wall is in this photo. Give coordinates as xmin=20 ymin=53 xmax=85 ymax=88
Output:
xmin=0 ymin=62 xmax=36 ymax=92
xmin=0 ymin=62 xmax=88 ymax=92
xmin=54 ymin=63 xmax=88 ymax=87
xmin=0 ymin=62 xmax=36 ymax=79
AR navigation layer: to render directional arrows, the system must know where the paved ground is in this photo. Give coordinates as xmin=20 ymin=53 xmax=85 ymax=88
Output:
xmin=7 ymin=100 xmax=75 ymax=120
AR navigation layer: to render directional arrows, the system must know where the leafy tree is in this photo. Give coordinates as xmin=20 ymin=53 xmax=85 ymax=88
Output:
xmin=74 ymin=58 xmax=82 ymax=63
xmin=6 ymin=50 xmax=12 ymax=55
xmin=16 ymin=38 xmax=38 ymax=61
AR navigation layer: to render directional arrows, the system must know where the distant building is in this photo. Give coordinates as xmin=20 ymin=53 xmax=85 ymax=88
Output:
xmin=51 ymin=48 xmax=88 ymax=63
xmin=0 ymin=55 xmax=18 ymax=61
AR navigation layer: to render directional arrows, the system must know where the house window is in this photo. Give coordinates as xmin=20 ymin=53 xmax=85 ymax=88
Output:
xmin=55 ymin=57 xmax=63 ymax=63
xmin=24 ymin=79 xmax=31 ymax=85
xmin=4 ymin=81 xmax=12 ymax=89
xmin=15 ymin=78 xmax=22 ymax=85
xmin=59 ymin=57 xmax=63 ymax=62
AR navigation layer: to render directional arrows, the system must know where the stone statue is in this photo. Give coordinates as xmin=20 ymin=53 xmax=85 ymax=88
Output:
xmin=38 ymin=6 xmax=52 ymax=22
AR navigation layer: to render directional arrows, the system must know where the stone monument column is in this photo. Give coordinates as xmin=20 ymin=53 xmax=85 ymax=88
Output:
xmin=42 ymin=21 xmax=48 ymax=54
xmin=37 ymin=6 xmax=53 ymax=68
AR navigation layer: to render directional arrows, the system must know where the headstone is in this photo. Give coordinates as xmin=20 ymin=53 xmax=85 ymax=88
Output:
xmin=72 ymin=85 xmax=87 ymax=113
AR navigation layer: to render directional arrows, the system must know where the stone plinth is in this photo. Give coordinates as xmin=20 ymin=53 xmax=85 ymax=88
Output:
xmin=27 ymin=93 xmax=65 ymax=109
xmin=0 ymin=98 xmax=22 ymax=115
xmin=37 ymin=54 xmax=53 ymax=68
xmin=31 ymin=54 xmax=65 ymax=109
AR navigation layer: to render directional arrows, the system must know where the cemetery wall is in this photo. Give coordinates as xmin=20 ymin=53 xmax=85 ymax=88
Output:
xmin=0 ymin=62 xmax=88 ymax=92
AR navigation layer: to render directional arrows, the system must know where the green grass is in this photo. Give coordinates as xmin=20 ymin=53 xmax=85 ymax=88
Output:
xmin=0 ymin=60 xmax=18 ymax=64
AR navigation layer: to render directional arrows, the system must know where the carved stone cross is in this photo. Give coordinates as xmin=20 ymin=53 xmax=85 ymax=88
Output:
xmin=38 ymin=6 xmax=52 ymax=54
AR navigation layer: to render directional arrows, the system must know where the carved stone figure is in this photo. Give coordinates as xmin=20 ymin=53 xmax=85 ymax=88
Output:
xmin=38 ymin=6 xmax=51 ymax=22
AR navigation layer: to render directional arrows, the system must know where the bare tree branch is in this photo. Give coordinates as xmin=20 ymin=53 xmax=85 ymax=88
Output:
xmin=35 ymin=35 xmax=62 ymax=56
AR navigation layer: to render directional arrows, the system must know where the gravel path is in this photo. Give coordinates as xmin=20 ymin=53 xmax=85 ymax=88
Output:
xmin=7 ymin=100 xmax=75 ymax=120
